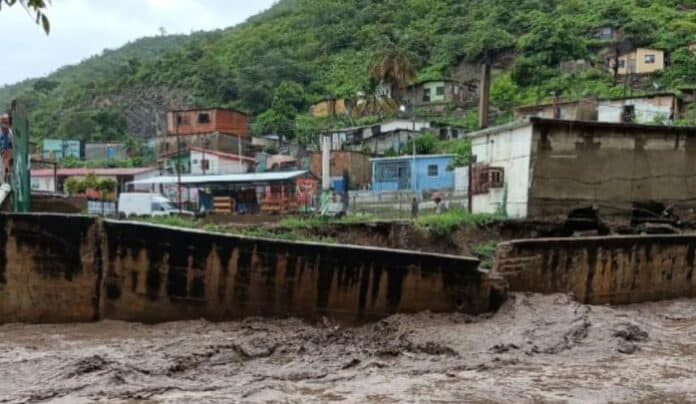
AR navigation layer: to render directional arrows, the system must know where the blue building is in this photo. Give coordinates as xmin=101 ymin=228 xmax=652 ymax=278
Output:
xmin=42 ymin=139 xmax=81 ymax=160
xmin=371 ymin=154 xmax=455 ymax=192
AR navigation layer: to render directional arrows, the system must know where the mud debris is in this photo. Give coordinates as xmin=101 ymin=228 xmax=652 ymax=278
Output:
xmin=1 ymin=293 xmax=696 ymax=402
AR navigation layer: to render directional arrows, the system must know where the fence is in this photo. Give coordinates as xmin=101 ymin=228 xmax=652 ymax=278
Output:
xmin=87 ymin=200 xmax=116 ymax=216
xmin=348 ymin=190 xmax=469 ymax=219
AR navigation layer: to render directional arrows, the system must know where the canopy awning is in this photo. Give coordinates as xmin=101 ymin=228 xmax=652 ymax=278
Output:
xmin=129 ymin=170 xmax=309 ymax=186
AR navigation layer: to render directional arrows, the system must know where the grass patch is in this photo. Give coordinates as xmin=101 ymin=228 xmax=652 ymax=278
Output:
xmin=472 ymin=241 xmax=499 ymax=269
xmin=136 ymin=215 xmax=200 ymax=229
xmin=279 ymin=213 xmax=375 ymax=229
xmin=416 ymin=209 xmax=503 ymax=237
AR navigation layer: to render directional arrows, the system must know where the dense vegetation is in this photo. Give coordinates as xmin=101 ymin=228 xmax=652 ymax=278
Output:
xmin=1 ymin=0 xmax=694 ymax=145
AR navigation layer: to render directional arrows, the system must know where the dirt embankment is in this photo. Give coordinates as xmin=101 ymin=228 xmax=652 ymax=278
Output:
xmin=2 ymin=293 xmax=696 ymax=402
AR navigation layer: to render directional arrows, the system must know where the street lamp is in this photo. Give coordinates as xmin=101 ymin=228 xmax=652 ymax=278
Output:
xmin=400 ymin=104 xmax=417 ymax=193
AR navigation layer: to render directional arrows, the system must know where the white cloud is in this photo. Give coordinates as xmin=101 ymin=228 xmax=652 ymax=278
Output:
xmin=0 ymin=0 xmax=276 ymax=86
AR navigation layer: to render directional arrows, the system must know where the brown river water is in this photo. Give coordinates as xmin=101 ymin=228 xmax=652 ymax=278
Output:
xmin=1 ymin=293 xmax=696 ymax=403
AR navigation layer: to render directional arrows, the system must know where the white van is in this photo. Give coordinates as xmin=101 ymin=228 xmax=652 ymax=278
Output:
xmin=118 ymin=193 xmax=191 ymax=217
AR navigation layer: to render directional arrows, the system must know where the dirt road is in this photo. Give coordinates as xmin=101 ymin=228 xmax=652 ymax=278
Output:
xmin=2 ymin=293 xmax=695 ymax=403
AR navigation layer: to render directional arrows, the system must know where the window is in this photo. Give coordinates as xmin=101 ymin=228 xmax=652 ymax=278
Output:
xmin=618 ymin=59 xmax=626 ymax=68
xmin=192 ymin=159 xmax=198 ymax=164
xmin=436 ymin=86 xmax=445 ymax=96
xmin=489 ymin=167 xmax=504 ymax=188
xmin=423 ymin=88 xmax=431 ymax=103
xmin=644 ymin=54 xmax=655 ymax=64
xmin=428 ymin=164 xmax=439 ymax=177
xmin=451 ymin=129 xmax=459 ymax=139
xmin=197 ymin=113 xmax=210 ymax=123
xmin=176 ymin=115 xmax=190 ymax=125
xmin=622 ymin=105 xmax=635 ymax=123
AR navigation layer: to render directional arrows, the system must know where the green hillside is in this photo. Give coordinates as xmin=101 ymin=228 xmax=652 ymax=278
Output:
xmin=1 ymin=0 xmax=694 ymax=143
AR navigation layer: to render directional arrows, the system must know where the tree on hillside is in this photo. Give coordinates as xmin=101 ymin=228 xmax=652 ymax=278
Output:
xmin=511 ymin=13 xmax=587 ymax=99
xmin=0 ymin=0 xmax=50 ymax=33
xmin=370 ymin=43 xmax=417 ymax=102
xmin=252 ymin=81 xmax=306 ymax=143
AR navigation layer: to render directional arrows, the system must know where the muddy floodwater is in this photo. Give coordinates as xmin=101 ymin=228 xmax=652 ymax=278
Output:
xmin=2 ymin=293 xmax=696 ymax=403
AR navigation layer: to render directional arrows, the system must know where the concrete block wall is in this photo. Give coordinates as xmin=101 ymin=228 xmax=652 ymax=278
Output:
xmin=493 ymin=235 xmax=696 ymax=305
xmin=0 ymin=213 xmax=490 ymax=325
xmin=100 ymin=221 xmax=489 ymax=323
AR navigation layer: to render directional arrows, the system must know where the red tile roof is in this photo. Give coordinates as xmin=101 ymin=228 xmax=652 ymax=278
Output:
xmin=31 ymin=167 xmax=156 ymax=177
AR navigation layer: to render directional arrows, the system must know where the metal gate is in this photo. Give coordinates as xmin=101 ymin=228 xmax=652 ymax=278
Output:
xmin=10 ymin=101 xmax=30 ymax=212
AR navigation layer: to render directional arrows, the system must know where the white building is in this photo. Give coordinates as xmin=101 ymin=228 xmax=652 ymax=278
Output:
xmin=469 ymin=121 xmax=533 ymax=218
xmin=468 ymin=118 xmax=696 ymax=220
xmin=189 ymin=147 xmax=256 ymax=175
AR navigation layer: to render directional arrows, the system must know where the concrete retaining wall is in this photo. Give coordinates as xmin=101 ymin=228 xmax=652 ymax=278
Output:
xmin=0 ymin=214 xmax=101 ymax=323
xmin=493 ymin=235 xmax=696 ymax=305
xmin=0 ymin=213 xmax=490 ymax=324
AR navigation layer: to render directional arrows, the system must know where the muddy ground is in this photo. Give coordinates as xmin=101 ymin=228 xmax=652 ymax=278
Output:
xmin=2 ymin=293 xmax=696 ymax=403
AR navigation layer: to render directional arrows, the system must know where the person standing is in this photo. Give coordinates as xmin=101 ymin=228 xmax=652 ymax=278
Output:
xmin=0 ymin=116 xmax=12 ymax=182
xmin=411 ymin=197 xmax=419 ymax=219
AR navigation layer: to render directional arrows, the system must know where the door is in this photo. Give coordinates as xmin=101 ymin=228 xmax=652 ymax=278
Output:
xmin=397 ymin=163 xmax=411 ymax=190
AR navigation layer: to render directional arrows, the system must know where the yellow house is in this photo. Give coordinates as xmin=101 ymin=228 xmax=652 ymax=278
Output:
xmin=309 ymin=97 xmax=348 ymax=118
xmin=609 ymin=48 xmax=665 ymax=75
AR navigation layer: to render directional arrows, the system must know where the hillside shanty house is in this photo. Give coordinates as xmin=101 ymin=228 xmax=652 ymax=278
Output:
xmin=42 ymin=139 xmax=81 ymax=161
xmin=595 ymin=27 xmax=618 ymax=41
xmin=597 ymin=93 xmax=683 ymax=124
xmin=157 ymin=108 xmax=251 ymax=170
xmin=404 ymin=79 xmax=477 ymax=113
xmin=514 ymin=98 xmax=598 ymax=121
xmin=309 ymin=151 xmax=371 ymax=190
xmin=84 ymin=143 xmax=127 ymax=161
xmin=329 ymin=119 xmax=431 ymax=151
xmin=608 ymin=48 xmax=665 ymax=75
xmin=309 ymin=97 xmax=349 ymax=118
xmin=189 ymin=147 xmax=256 ymax=175
xmin=468 ymin=118 xmax=696 ymax=220
xmin=515 ymin=93 xmax=685 ymax=125
xmin=371 ymin=154 xmax=455 ymax=193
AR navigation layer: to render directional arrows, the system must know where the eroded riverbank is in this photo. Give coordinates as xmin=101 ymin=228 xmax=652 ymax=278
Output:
xmin=2 ymin=293 xmax=696 ymax=403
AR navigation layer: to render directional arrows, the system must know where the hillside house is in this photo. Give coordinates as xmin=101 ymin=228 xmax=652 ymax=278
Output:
xmin=468 ymin=118 xmax=696 ymax=219
xmin=514 ymin=98 xmax=598 ymax=121
xmin=608 ymin=48 xmax=665 ymax=75
xmin=189 ymin=147 xmax=255 ymax=175
xmin=309 ymin=97 xmax=349 ymax=118
xmin=309 ymin=151 xmax=370 ymax=190
xmin=329 ymin=119 xmax=431 ymax=151
xmin=595 ymin=27 xmax=618 ymax=41
xmin=42 ymin=139 xmax=81 ymax=161
xmin=371 ymin=154 xmax=455 ymax=193
xmin=84 ymin=143 xmax=127 ymax=161
xmin=157 ymin=108 xmax=251 ymax=162
xmin=597 ymin=93 xmax=683 ymax=124
xmin=515 ymin=93 xmax=684 ymax=124
xmin=404 ymin=79 xmax=477 ymax=113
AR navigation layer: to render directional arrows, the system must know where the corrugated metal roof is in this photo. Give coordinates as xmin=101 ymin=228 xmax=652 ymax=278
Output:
xmin=32 ymin=167 xmax=157 ymax=177
xmin=129 ymin=170 xmax=309 ymax=186
xmin=370 ymin=154 xmax=456 ymax=162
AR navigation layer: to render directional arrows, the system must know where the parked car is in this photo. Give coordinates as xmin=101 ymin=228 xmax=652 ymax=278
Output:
xmin=118 ymin=193 xmax=193 ymax=217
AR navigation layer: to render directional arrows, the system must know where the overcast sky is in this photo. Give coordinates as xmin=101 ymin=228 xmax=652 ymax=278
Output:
xmin=0 ymin=0 xmax=277 ymax=86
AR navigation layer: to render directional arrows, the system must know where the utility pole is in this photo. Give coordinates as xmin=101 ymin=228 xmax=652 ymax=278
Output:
xmin=468 ymin=155 xmax=477 ymax=213
xmin=412 ymin=104 xmax=416 ymax=194
xmin=478 ymin=53 xmax=492 ymax=130
xmin=175 ymin=112 xmax=182 ymax=214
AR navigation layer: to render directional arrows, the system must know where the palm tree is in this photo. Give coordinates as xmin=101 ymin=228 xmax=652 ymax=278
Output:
xmin=370 ymin=44 xmax=417 ymax=102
